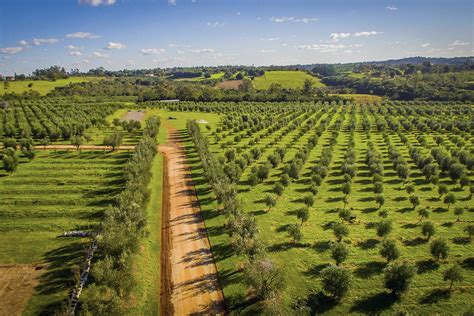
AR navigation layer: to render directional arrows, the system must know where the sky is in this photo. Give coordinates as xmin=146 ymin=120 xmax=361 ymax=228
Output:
xmin=0 ymin=0 xmax=472 ymax=75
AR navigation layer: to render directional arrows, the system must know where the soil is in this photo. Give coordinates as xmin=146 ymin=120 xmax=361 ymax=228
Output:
xmin=0 ymin=265 xmax=43 ymax=316
xmin=120 ymin=110 xmax=146 ymax=122
xmin=217 ymin=80 xmax=243 ymax=90
xmin=159 ymin=128 xmax=225 ymax=315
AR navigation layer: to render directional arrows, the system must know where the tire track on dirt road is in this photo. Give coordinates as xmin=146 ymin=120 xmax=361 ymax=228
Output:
xmin=159 ymin=128 xmax=225 ymax=315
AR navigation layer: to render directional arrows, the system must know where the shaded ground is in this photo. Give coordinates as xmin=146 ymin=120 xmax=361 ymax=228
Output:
xmin=0 ymin=265 xmax=44 ymax=316
xmin=159 ymin=128 xmax=225 ymax=315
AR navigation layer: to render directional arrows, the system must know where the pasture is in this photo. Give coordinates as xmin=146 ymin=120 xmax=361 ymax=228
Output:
xmin=0 ymin=77 xmax=103 ymax=96
xmin=152 ymin=101 xmax=474 ymax=314
xmin=253 ymin=70 xmax=325 ymax=90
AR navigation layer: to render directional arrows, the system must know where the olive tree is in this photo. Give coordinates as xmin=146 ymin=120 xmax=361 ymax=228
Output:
xmin=380 ymin=239 xmax=400 ymax=263
xmin=320 ymin=265 xmax=352 ymax=301
xmin=383 ymin=262 xmax=416 ymax=297
xmin=430 ymin=238 xmax=449 ymax=261
xmin=443 ymin=265 xmax=463 ymax=292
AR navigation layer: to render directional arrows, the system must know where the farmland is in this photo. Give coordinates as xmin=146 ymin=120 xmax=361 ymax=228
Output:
xmin=253 ymin=70 xmax=325 ymax=90
xmin=152 ymin=100 xmax=474 ymax=314
xmin=0 ymin=77 xmax=103 ymax=96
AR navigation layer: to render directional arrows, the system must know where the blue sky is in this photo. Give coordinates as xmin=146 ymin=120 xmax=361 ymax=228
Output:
xmin=0 ymin=0 xmax=472 ymax=75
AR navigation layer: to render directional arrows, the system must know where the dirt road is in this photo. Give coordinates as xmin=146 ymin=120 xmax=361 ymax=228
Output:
xmin=159 ymin=128 xmax=225 ymax=316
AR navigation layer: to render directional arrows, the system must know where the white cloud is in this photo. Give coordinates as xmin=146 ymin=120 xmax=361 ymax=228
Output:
xmin=93 ymin=51 xmax=108 ymax=58
xmin=33 ymin=38 xmax=59 ymax=46
xmin=260 ymin=37 xmax=280 ymax=41
xmin=78 ymin=0 xmax=116 ymax=6
xmin=297 ymin=43 xmax=347 ymax=52
xmin=260 ymin=49 xmax=276 ymax=53
xmin=0 ymin=46 xmax=26 ymax=54
xmin=18 ymin=40 xmax=28 ymax=46
xmin=69 ymin=51 xmax=82 ymax=56
xmin=421 ymin=43 xmax=430 ymax=48
xmin=331 ymin=31 xmax=382 ymax=41
xmin=282 ymin=43 xmax=287 ymax=47
xmin=168 ymin=0 xmax=176 ymax=5
xmin=66 ymin=32 xmax=100 ymax=39
xmin=330 ymin=33 xmax=351 ymax=41
xmin=269 ymin=16 xmax=318 ymax=23
xmin=177 ymin=50 xmax=185 ymax=54
xmin=66 ymin=45 xmax=81 ymax=51
xmin=207 ymin=21 xmax=225 ymax=28
xmin=190 ymin=48 xmax=215 ymax=53
xmin=449 ymin=40 xmax=470 ymax=46
xmin=427 ymin=48 xmax=442 ymax=54
xmin=386 ymin=6 xmax=398 ymax=11
xmin=105 ymin=41 xmax=126 ymax=50
xmin=140 ymin=48 xmax=165 ymax=55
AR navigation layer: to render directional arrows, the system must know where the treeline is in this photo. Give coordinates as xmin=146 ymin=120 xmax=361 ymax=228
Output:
xmin=49 ymin=77 xmax=344 ymax=103
xmin=187 ymin=120 xmax=285 ymax=311
xmin=80 ymin=116 xmax=161 ymax=314
xmin=323 ymin=71 xmax=474 ymax=101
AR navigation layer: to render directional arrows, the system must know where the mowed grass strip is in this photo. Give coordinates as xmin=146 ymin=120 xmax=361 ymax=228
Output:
xmin=253 ymin=70 xmax=325 ymax=90
xmin=0 ymin=150 xmax=129 ymax=315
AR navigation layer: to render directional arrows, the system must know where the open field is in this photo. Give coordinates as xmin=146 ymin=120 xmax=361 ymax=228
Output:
xmin=253 ymin=70 xmax=325 ymax=90
xmin=0 ymin=150 xmax=129 ymax=315
xmin=0 ymin=77 xmax=103 ymax=96
xmin=148 ymin=101 xmax=474 ymax=314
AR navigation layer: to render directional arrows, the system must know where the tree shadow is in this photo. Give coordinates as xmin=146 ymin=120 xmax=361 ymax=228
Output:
xmin=354 ymin=261 xmax=386 ymax=278
xmin=403 ymin=237 xmax=426 ymax=247
xmin=416 ymin=259 xmax=440 ymax=274
xmin=461 ymin=257 xmax=474 ymax=270
xmin=420 ymin=288 xmax=451 ymax=304
xmin=305 ymin=263 xmax=331 ymax=278
xmin=402 ymin=223 xmax=418 ymax=229
xmin=350 ymin=292 xmax=397 ymax=314
xmin=357 ymin=238 xmax=380 ymax=250
xmin=313 ymin=240 xmax=332 ymax=253
xmin=306 ymin=291 xmax=338 ymax=314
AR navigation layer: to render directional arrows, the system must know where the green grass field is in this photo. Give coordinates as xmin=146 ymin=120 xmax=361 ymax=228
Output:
xmin=0 ymin=150 xmax=129 ymax=315
xmin=253 ymin=70 xmax=325 ymax=90
xmin=0 ymin=77 xmax=102 ymax=96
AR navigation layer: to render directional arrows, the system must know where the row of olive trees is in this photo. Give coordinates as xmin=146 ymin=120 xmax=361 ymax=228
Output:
xmin=80 ymin=116 xmax=161 ymax=314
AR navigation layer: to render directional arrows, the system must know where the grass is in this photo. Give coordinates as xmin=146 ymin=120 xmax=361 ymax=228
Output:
xmin=0 ymin=77 xmax=103 ymax=96
xmin=127 ymin=152 xmax=164 ymax=315
xmin=253 ymin=70 xmax=325 ymax=90
xmin=332 ymin=93 xmax=384 ymax=103
xmin=0 ymin=150 xmax=129 ymax=315
xmin=167 ymin=103 xmax=473 ymax=314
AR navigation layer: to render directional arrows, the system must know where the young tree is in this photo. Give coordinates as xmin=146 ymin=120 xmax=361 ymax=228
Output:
xmin=309 ymin=184 xmax=319 ymax=196
xmin=296 ymin=207 xmax=310 ymax=226
xmin=379 ymin=209 xmax=389 ymax=219
xmin=376 ymin=219 xmax=393 ymax=239
xmin=342 ymin=182 xmax=351 ymax=196
xmin=375 ymin=195 xmax=385 ymax=209
xmin=288 ymin=224 xmax=302 ymax=243
xmin=71 ymin=135 xmax=84 ymax=151
xmin=380 ymin=239 xmax=400 ymax=263
xmin=383 ymin=262 xmax=416 ymax=296
xmin=331 ymin=243 xmax=349 ymax=266
xmin=40 ymin=136 xmax=50 ymax=149
xmin=443 ymin=265 xmax=463 ymax=292
xmin=374 ymin=181 xmax=384 ymax=194
xmin=418 ymin=209 xmax=430 ymax=223
xmin=459 ymin=175 xmax=470 ymax=189
xmin=302 ymin=79 xmax=314 ymax=96
xmin=454 ymin=207 xmax=464 ymax=222
xmin=338 ymin=208 xmax=352 ymax=223
xmin=409 ymin=195 xmax=420 ymax=210
xmin=443 ymin=193 xmax=456 ymax=210
xmin=438 ymin=184 xmax=448 ymax=199
xmin=421 ymin=221 xmax=436 ymax=241
xmin=248 ymin=173 xmax=258 ymax=186
xmin=430 ymin=239 xmax=449 ymax=261
xmin=406 ymin=184 xmax=415 ymax=195
xmin=243 ymin=257 xmax=285 ymax=300
xmin=464 ymin=224 xmax=474 ymax=241
xmin=320 ymin=265 xmax=352 ymax=301
xmin=2 ymin=148 xmax=19 ymax=173
xmin=303 ymin=195 xmax=315 ymax=207
xmin=264 ymin=194 xmax=276 ymax=211
xmin=333 ymin=223 xmax=349 ymax=242
xmin=103 ymin=131 xmax=123 ymax=151
xmin=273 ymin=182 xmax=284 ymax=196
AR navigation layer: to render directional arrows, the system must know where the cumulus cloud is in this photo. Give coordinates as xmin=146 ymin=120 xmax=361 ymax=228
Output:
xmin=66 ymin=45 xmax=81 ymax=51
xmin=0 ymin=46 xmax=26 ymax=54
xmin=260 ymin=37 xmax=280 ymax=41
xmin=78 ymin=0 xmax=116 ymax=6
xmin=207 ymin=21 xmax=225 ymax=28
xmin=296 ymin=43 xmax=362 ymax=53
xmin=93 ymin=51 xmax=108 ymax=58
xmin=140 ymin=48 xmax=165 ymax=55
xmin=168 ymin=0 xmax=176 ymax=5
xmin=33 ymin=38 xmax=59 ymax=46
xmin=105 ymin=42 xmax=126 ymax=50
xmin=386 ymin=6 xmax=398 ymax=10
xmin=449 ymin=40 xmax=470 ymax=46
xmin=66 ymin=32 xmax=100 ymax=39
xmin=330 ymin=31 xmax=382 ymax=41
xmin=69 ymin=51 xmax=82 ymax=56
xmin=18 ymin=40 xmax=28 ymax=46
xmin=269 ymin=16 xmax=318 ymax=23
xmin=421 ymin=43 xmax=430 ymax=48
xmin=190 ymin=48 xmax=215 ymax=53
